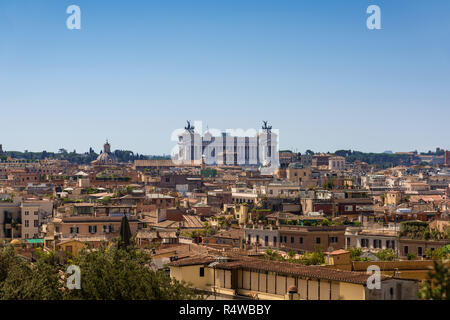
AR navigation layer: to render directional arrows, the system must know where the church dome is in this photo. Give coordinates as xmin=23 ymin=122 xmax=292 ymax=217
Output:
xmin=92 ymin=140 xmax=118 ymax=164
xmin=96 ymin=152 xmax=117 ymax=164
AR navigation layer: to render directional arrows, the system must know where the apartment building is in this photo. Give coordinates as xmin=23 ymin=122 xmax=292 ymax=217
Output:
xmin=0 ymin=201 xmax=21 ymax=239
xmin=278 ymin=225 xmax=346 ymax=253
xmin=0 ymin=198 xmax=53 ymax=240
xmin=345 ymin=226 xmax=399 ymax=252
xmin=21 ymin=204 xmax=41 ymax=239
xmin=265 ymin=182 xmax=299 ymax=199
xmin=244 ymin=225 xmax=280 ymax=248
xmin=328 ymin=156 xmax=346 ymax=171
xmin=398 ymin=238 xmax=450 ymax=258
xmin=51 ymin=215 xmax=140 ymax=245
xmin=169 ymin=254 xmax=419 ymax=300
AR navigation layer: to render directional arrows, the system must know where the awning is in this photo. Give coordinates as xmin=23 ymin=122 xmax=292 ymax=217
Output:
xmin=26 ymin=239 xmax=45 ymax=244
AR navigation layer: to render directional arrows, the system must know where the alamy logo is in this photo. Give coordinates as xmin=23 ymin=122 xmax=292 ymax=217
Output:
xmin=66 ymin=264 xmax=81 ymax=289
xmin=66 ymin=5 xmax=81 ymax=30
xmin=366 ymin=265 xmax=381 ymax=289
xmin=366 ymin=5 xmax=381 ymax=30
xmin=170 ymin=121 xmax=280 ymax=174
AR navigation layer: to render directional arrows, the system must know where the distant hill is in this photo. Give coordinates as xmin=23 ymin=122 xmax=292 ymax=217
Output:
xmin=0 ymin=149 xmax=169 ymax=164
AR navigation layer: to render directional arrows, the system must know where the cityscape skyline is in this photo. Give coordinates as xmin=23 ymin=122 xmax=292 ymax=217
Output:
xmin=0 ymin=136 xmax=447 ymax=156
xmin=1 ymin=0 xmax=450 ymax=155
xmin=1 ymin=0 xmax=449 ymax=305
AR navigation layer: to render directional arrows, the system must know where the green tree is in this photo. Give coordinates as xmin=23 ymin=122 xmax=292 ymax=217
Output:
xmin=375 ymin=249 xmax=397 ymax=261
xmin=302 ymin=249 xmax=324 ymax=265
xmin=0 ymin=248 xmax=64 ymax=300
xmin=349 ymin=248 xmax=363 ymax=261
xmin=119 ymin=215 xmax=132 ymax=250
xmin=407 ymin=253 xmax=417 ymax=260
xmin=418 ymin=260 xmax=450 ymax=300
xmin=287 ymin=250 xmax=297 ymax=260
xmin=264 ymin=248 xmax=280 ymax=261
xmin=67 ymin=245 xmax=198 ymax=300
xmin=426 ymin=247 xmax=449 ymax=260
xmin=0 ymin=244 xmax=199 ymax=300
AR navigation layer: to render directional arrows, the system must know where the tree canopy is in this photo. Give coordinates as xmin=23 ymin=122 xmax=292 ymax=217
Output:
xmin=0 ymin=244 xmax=199 ymax=300
xmin=418 ymin=260 xmax=450 ymax=300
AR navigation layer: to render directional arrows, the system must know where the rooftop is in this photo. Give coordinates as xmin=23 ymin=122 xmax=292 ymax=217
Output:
xmin=169 ymin=253 xmax=396 ymax=285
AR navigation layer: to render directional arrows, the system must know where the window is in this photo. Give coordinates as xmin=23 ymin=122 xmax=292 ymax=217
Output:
xmin=344 ymin=205 xmax=353 ymax=212
xmin=264 ymin=236 xmax=268 ymax=246
xmin=404 ymin=246 xmax=409 ymax=255
xmin=346 ymin=237 xmax=351 ymax=246
xmin=25 ymin=211 xmax=29 ymax=216
xmin=330 ymin=237 xmax=338 ymax=243
xmin=89 ymin=226 xmax=97 ymax=234
xmin=316 ymin=237 xmax=321 ymax=244
xmin=70 ymin=226 xmax=79 ymax=234
xmin=273 ymin=236 xmax=277 ymax=244
xmin=291 ymin=236 xmax=294 ymax=243
xmin=361 ymin=239 xmax=368 ymax=248
xmin=34 ymin=220 xmax=39 ymax=227
xmin=299 ymin=237 xmax=303 ymax=244
xmin=25 ymin=220 xmax=29 ymax=227
xmin=248 ymin=235 xmax=251 ymax=242
xmin=373 ymin=239 xmax=381 ymax=248
xmin=386 ymin=240 xmax=395 ymax=250
xmin=418 ymin=247 xmax=423 ymax=256
xmin=256 ymin=235 xmax=259 ymax=243
xmin=199 ymin=267 xmax=205 ymax=277
xmin=34 ymin=211 xmax=38 ymax=215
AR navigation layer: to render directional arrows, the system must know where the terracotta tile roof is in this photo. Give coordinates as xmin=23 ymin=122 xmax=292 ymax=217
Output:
xmin=214 ymin=257 xmax=391 ymax=285
xmin=209 ymin=229 xmax=243 ymax=239
xmin=169 ymin=255 xmax=216 ymax=267
xmin=169 ymin=253 xmax=393 ymax=285
xmin=324 ymin=249 xmax=349 ymax=255
xmin=62 ymin=216 xmax=139 ymax=223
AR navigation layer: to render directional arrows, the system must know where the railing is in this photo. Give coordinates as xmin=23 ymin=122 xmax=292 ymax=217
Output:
xmin=59 ymin=233 xmax=112 ymax=240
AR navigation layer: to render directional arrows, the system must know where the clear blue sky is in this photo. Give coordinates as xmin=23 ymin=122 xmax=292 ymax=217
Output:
xmin=1 ymin=0 xmax=449 ymax=155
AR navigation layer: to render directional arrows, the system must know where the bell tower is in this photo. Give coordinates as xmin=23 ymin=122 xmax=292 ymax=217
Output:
xmin=104 ymin=140 xmax=111 ymax=154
